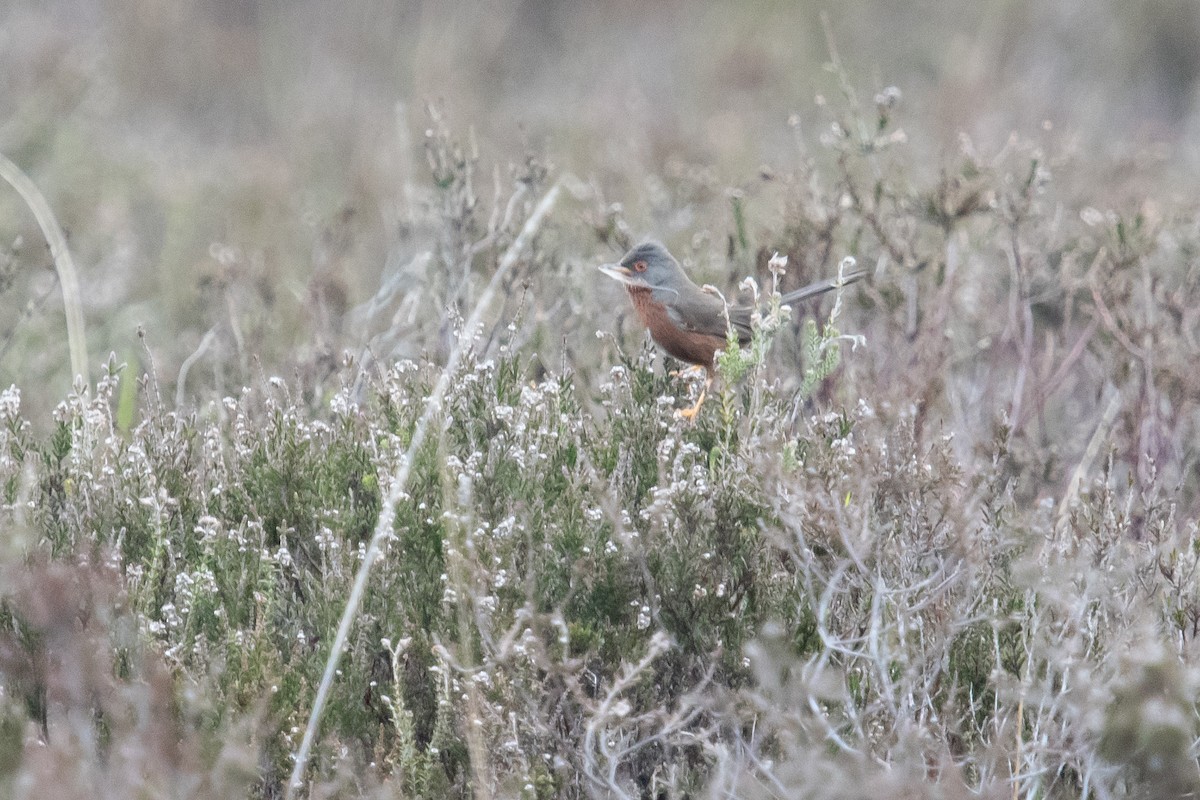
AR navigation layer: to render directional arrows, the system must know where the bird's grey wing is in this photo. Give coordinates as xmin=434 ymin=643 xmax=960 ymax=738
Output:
xmin=663 ymin=289 xmax=747 ymax=342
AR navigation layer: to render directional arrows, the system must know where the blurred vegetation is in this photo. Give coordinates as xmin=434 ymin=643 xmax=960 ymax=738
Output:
xmin=2 ymin=0 xmax=1199 ymax=419
xmin=1 ymin=1 xmax=1199 ymax=798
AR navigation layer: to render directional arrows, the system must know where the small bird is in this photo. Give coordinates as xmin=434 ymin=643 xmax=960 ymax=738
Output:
xmin=599 ymin=241 xmax=865 ymax=418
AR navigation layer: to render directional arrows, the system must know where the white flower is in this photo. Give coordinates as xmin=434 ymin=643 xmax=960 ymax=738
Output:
xmin=0 ymin=385 xmax=19 ymax=419
xmin=636 ymin=605 xmax=651 ymax=630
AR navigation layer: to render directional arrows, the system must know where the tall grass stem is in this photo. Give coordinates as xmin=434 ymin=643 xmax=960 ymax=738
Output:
xmin=285 ymin=181 xmax=563 ymax=798
xmin=0 ymin=152 xmax=89 ymax=383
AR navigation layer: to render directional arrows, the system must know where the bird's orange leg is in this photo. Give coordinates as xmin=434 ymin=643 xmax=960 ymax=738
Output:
xmin=675 ymin=373 xmax=713 ymax=421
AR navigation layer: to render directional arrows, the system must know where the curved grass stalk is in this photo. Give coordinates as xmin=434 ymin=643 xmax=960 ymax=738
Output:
xmin=0 ymin=152 xmax=89 ymax=382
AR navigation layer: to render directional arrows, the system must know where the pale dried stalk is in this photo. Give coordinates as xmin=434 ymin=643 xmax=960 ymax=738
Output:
xmin=285 ymin=181 xmax=562 ymax=798
xmin=0 ymin=152 xmax=89 ymax=382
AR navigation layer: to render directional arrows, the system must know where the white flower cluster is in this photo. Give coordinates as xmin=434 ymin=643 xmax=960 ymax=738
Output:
xmin=0 ymin=385 xmax=27 ymax=492
xmin=638 ymin=438 xmax=711 ymax=529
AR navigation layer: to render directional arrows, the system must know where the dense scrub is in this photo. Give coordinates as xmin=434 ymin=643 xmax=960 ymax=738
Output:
xmin=2 ymin=85 xmax=1199 ymax=799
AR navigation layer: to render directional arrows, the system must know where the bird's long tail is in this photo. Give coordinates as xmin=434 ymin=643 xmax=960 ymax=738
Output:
xmin=778 ymin=269 xmax=867 ymax=305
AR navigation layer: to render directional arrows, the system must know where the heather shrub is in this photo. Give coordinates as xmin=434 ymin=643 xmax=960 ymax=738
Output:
xmin=1 ymin=51 xmax=1198 ymax=800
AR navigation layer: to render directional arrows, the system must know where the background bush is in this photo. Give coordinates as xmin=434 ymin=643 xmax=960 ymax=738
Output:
xmin=1 ymin=2 xmax=1199 ymax=798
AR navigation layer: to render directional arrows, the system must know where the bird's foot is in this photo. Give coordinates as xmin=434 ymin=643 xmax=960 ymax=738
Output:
xmin=674 ymin=400 xmax=703 ymax=421
xmin=673 ymin=378 xmax=711 ymax=421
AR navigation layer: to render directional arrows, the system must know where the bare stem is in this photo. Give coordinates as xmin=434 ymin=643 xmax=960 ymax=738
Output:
xmin=285 ymin=181 xmax=563 ymax=798
xmin=0 ymin=152 xmax=89 ymax=382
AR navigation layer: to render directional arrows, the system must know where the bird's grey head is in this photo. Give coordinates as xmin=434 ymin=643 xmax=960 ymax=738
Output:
xmin=598 ymin=240 xmax=687 ymax=294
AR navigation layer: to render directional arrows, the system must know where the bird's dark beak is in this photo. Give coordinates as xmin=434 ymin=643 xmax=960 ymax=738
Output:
xmin=598 ymin=263 xmax=646 ymax=287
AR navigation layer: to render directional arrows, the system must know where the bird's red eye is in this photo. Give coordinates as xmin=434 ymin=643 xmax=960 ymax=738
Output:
xmin=633 ymin=260 xmax=647 ymax=272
